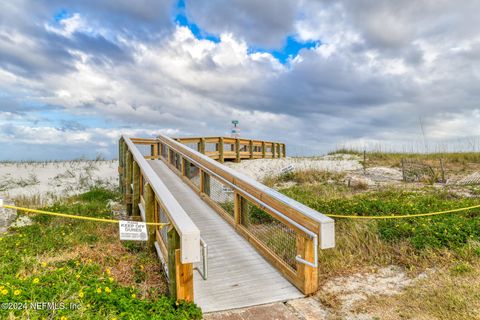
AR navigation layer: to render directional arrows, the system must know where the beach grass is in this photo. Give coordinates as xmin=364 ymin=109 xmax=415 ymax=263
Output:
xmin=0 ymin=186 xmax=201 ymax=319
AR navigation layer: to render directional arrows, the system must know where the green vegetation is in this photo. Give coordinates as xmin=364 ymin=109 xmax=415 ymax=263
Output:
xmin=262 ymin=168 xmax=480 ymax=282
xmin=0 ymin=187 xmax=202 ymax=319
xmin=274 ymin=166 xmax=480 ymax=318
xmin=282 ymin=187 xmax=480 ymax=250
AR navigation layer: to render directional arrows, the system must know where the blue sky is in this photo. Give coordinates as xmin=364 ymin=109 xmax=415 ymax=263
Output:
xmin=1 ymin=0 xmax=480 ymax=160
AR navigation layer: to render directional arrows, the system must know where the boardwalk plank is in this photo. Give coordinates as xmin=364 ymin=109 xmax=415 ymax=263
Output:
xmin=149 ymin=160 xmax=303 ymax=313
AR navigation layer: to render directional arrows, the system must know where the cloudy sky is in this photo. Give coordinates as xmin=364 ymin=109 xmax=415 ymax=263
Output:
xmin=1 ymin=0 xmax=480 ymax=160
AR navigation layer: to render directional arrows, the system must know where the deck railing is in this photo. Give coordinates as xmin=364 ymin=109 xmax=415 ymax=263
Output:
xmin=130 ymin=135 xmax=335 ymax=295
xmin=173 ymin=136 xmax=286 ymax=163
xmin=119 ymin=136 xmax=200 ymax=301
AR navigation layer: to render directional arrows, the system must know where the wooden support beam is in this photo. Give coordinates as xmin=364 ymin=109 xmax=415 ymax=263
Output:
xmin=118 ymin=138 xmax=124 ymax=194
xmin=219 ymin=137 xmax=224 ymax=163
xmin=144 ymin=183 xmax=155 ymax=249
xmin=234 ymin=192 xmax=242 ymax=225
xmin=151 ymin=143 xmax=159 ymax=159
xmin=125 ymin=151 xmax=133 ymax=215
xmin=132 ymin=161 xmax=140 ymax=217
xmin=282 ymin=144 xmax=286 ymax=158
xmin=167 ymin=227 xmax=180 ymax=298
xmin=249 ymin=140 xmax=254 ymax=159
xmin=199 ymin=169 xmax=204 ymax=193
xmin=235 ymin=138 xmax=240 ymax=163
xmin=175 ymin=249 xmax=194 ymax=302
xmin=262 ymin=141 xmax=266 ymax=158
xmin=199 ymin=138 xmax=206 ymax=154
xmin=182 ymin=158 xmax=189 ymax=177
xmin=272 ymin=143 xmax=276 ymax=158
xmin=201 ymin=171 xmax=211 ymax=196
xmin=296 ymin=234 xmax=318 ymax=294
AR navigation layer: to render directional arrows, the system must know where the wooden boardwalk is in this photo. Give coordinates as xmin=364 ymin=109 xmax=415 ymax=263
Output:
xmin=148 ymin=160 xmax=303 ymax=313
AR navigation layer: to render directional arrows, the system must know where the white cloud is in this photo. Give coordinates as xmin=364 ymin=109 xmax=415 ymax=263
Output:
xmin=45 ymin=13 xmax=87 ymax=37
xmin=1 ymin=1 xmax=480 ymax=160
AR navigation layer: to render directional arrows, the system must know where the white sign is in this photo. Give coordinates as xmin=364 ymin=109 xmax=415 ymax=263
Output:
xmin=119 ymin=221 xmax=148 ymax=241
xmin=281 ymin=164 xmax=295 ymax=174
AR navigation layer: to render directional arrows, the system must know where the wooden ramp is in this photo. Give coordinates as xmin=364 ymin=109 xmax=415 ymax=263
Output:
xmin=148 ymin=160 xmax=303 ymax=313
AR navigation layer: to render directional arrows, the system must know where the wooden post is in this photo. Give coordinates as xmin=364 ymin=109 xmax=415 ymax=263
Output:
xmin=175 ymin=249 xmax=194 ymax=302
xmin=118 ymin=138 xmax=124 ymax=194
xmin=132 ymin=161 xmax=140 ymax=217
xmin=151 ymin=143 xmax=159 ymax=159
xmin=235 ymin=138 xmax=240 ymax=163
xmin=167 ymin=227 xmax=180 ymax=298
xmin=272 ymin=143 xmax=276 ymax=158
xmin=249 ymin=140 xmax=254 ymax=159
xmin=201 ymin=171 xmax=211 ymax=196
xmin=182 ymin=158 xmax=189 ymax=177
xmin=282 ymin=144 xmax=286 ymax=158
xmin=125 ymin=151 xmax=133 ymax=215
xmin=144 ymin=183 xmax=155 ymax=249
xmin=199 ymin=169 xmax=204 ymax=193
xmin=277 ymin=143 xmax=281 ymax=158
xmin=262 ymin=141 xmax=266 ymax=158
xmin=200 ymin=138 xmax=206 ymax=154
xmin=296 ymin=234 xmax=318 ymax=294
xmin=219 ymin=137 xmax=224 ymax=163
xmin=234 ymin=192 xmax=242 ymax=225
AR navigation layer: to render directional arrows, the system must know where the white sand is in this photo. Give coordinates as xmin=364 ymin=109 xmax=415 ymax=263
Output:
xmin=224 ymin=155 xmax=363 ymax=182
xmin=0 ymin=160 xmax=118 ymax=203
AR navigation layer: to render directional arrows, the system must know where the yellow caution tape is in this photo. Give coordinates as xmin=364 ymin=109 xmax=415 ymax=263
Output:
xmin=2 ymin=204 xmax=169 ymax=227
xmin=325 ymin=204 xmax=480 ymax=219
xmin=5 ymin=203 xmax=480 ymax=222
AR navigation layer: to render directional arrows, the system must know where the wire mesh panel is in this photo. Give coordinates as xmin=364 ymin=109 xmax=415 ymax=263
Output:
xmin=183 ymin=142 xmax=199 ymax=152
xmin=169 ymin=150 xmax=182 ymax=172
xmin=184 ymin=160 xmax=201 ymax=190
xmin=205 ymin=142 xmax=218 ymax=152
xmin=240 ymin=197 xmax=297 ymax=270
xmin=157 ymin=202 xmax=169 ymax=251
xmin=135 ymin=144 xmax=153 ymax=157
xmin=161 ymin=144 xmax=168 ymax=159
xmin=224 ymin=143 xmax=234 ymax=152
xmin=142 ymin=176 xmax=148 ymax=203
xmin=207 ymin=175 xmax=235 ymax=218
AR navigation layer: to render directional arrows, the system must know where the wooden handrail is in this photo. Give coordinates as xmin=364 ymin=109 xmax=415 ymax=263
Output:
xmin=157 ymin=134 xmax=334 ymax=247
xmin=123 ymin=136 xmax=201 ymax=263
xmin=170 ymin=136 xmax=287 ymax=161
xmin=173 ymin=136 xmax=284 ymax=145
xmin=127 ymin=135 xmax=334 ymax=295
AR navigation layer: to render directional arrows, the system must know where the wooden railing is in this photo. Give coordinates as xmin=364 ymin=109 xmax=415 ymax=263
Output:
xmin=119 ymin=136 xmax=200 ymax=302
xmin=173 ymin=136 xmax=286 ymax=163
xmin=130 ymin=135 xmax=335 ymax=295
